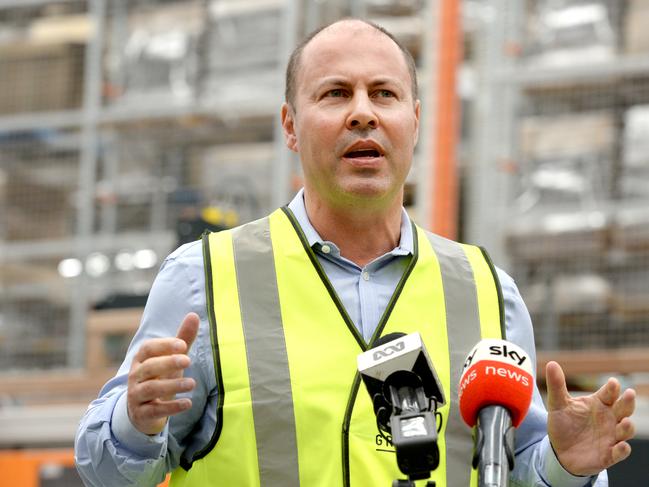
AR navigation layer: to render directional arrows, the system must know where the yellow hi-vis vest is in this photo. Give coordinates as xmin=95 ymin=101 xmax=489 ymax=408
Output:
xmin=170 ymin=208 xmax=504 ymax=487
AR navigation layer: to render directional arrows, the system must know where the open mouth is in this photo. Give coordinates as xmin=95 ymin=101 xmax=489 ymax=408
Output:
xmin=344 ymin=148 xmax=381 ymax=158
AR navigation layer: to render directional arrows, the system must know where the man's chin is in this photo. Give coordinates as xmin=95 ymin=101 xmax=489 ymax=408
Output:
xmin=334 ymin=182 xmax=402 ymax=207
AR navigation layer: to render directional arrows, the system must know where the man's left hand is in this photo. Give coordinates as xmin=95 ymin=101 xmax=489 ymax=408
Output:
xmin=546 ymin=360 xmax=636 ymax=477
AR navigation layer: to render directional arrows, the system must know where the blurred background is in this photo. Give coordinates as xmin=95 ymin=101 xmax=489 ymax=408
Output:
xmin=0 ymin=0 xmax=648 ymax=485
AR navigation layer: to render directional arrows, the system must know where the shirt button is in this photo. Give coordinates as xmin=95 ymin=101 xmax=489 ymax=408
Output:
xmin=321 ymin=244 xmax=331 ymax=254
xmin=362 ymin=271 xmax=370 ymax=281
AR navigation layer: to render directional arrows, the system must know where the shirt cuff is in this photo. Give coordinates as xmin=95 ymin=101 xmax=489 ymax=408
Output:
xmin=111 ymin=392 xmax=168 ymax=459
xmin=542 ymin=436 xmax=598 ymax=487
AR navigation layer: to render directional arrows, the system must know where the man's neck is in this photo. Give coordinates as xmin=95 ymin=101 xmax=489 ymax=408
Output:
xmin=304 ymin=192 xmax=403 ymax=267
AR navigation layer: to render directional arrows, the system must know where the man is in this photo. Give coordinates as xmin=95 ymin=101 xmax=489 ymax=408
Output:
xmin=75 ymin=19 xmax=636 ymax=486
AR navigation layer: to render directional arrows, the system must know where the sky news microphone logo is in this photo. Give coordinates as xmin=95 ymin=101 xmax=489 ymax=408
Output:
xmin=462 ymin=339 xmax=532 ymax=372
xmin=459 ymin=361 xmax=531 ymax=391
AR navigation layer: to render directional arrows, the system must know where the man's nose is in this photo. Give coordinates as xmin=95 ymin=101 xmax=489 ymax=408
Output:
xmin=346 ymin=94 xmax=378 ymax=130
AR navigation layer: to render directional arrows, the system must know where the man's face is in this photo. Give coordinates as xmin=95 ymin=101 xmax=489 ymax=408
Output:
xmin=281 ymin=22 xmax=420 ymax=210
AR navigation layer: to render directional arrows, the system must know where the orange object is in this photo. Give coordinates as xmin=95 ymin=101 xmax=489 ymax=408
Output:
xmin=431 ymin=0 xmax=461 ymax=239
xmin=0 ymin=449 xmax=75 ymax=487
xmin=0 ymin=449 xmax=169 ymax=487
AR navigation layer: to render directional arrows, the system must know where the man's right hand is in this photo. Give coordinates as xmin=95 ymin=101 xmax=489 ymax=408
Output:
xmin=127 ymin=312 xmax=200 ymax=435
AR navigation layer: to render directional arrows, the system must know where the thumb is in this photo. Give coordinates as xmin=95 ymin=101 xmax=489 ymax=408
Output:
xmin=546 ymin=361 xmax=571 ymax=412
xmin=176 ymin=312 xmax=200 ymax=353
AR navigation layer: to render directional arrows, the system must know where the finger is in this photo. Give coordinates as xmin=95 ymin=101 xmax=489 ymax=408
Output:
xmin=613 ymin=388 xmax=637 ymax=421
xmin=131 ymin=354 xmax=191 ymax=383
xmin=176 ymin=313 xmax=200 ymax=353
xmin=596 ymin=378 xmax=621 ymax=407
xmin=135 ymin=397 xmax=193 ymax=422
xmin=134 ymin=337 xmax=188 ymax=363
xmin=615 ymin=417 xmax=636 ymax=443
xmin=610 ymin=441 xmax=632 ymax=465
xmin=546 ymin=361 xmax=571 ymax=411
xmin=131 ymin=377 xmax=195 ymax=403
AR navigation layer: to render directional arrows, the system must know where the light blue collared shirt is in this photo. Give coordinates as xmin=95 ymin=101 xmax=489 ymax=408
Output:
xmin=75 ymin=190 xmax=605 ymax=486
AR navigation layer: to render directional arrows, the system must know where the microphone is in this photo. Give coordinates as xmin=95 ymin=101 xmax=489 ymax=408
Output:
xmin=458 ymin=339 xmax=535 ymax=487
xmin=358 ymin=332 xmax=445 ymax=485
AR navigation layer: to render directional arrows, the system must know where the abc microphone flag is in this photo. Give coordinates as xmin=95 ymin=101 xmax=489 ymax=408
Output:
xmin=458 ymin=339 xmax=534 ymax=428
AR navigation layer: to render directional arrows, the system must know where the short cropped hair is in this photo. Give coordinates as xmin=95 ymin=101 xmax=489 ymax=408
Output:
xmin=284 ymin=19 xmax=418 ymax=109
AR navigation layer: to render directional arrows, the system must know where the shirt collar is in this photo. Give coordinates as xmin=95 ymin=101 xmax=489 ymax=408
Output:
xmin=286 ymin=188 xmax=414 ymax=256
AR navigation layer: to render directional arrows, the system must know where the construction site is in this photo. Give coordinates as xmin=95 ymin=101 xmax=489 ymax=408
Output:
xmin=1 ymin=0 xmax=648 ymax=485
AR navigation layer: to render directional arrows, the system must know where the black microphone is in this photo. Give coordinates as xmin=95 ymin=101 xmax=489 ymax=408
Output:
xmin=358 ymin=332 xmax=445 ymax=485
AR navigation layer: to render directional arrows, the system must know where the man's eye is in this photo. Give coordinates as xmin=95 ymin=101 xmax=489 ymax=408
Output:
xmin=327 ymin=89 xmax=345 ymax=97
xmin=376 ymin=89 xmax=395 ymax=98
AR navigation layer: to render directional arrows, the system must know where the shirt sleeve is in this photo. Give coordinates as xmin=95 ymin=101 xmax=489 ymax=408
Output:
xmin=497 ymin=268 xmax=607 ymax=487
xmin=75 ymin=242 xmax=213 ymax=487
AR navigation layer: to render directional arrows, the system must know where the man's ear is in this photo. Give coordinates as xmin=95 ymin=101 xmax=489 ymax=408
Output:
xmin=413 ymin=99 xmax=421 ymax=147
xmin=281 ymin=103 xmax=298 ymax=153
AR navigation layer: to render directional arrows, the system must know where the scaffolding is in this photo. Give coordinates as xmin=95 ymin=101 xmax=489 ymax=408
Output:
xmin=0 ymin=3 xmax=450 ymax=465
xmin=468 ymin=0 xmax=649 ymax=354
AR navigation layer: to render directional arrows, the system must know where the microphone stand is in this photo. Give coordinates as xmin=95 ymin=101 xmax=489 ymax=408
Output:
xmin=472 ymin=406 xmax=515 ymax=487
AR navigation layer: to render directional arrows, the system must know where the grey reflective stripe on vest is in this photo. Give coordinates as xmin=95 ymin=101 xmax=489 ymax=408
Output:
xmin=232 ymin=218 xmax=300 ymax=487
xmin=425 ymin=232 xmax=483 ymax=485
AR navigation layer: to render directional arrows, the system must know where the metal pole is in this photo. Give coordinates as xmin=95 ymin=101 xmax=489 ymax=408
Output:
xmin=0 ymin=0 xmax=76 ymax=7
xmin=99 ymin=130 xmax=118 ymax=234
xmin=68 ymin=0 xmax=105 ymax=368
xmin=414 ymin=0 xmax=438 ymax=229
xmin=271 ymin=0 xmax=299 ymax=210
xmin=466 ymin=0 xmax=516 ymax=267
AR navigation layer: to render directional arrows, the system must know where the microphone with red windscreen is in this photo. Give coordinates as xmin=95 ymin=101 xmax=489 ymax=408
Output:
xmin=458 ymin=339 xmax=535 ymax=487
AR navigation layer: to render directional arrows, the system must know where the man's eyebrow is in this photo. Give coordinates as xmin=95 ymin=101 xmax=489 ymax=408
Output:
xmin=314 ymin=76 xmax=404 ymax=89
xmin=314 ymin=77 xmax=350 ymax=89
xmin=370 ymin=77 xmax=406 ymax=89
